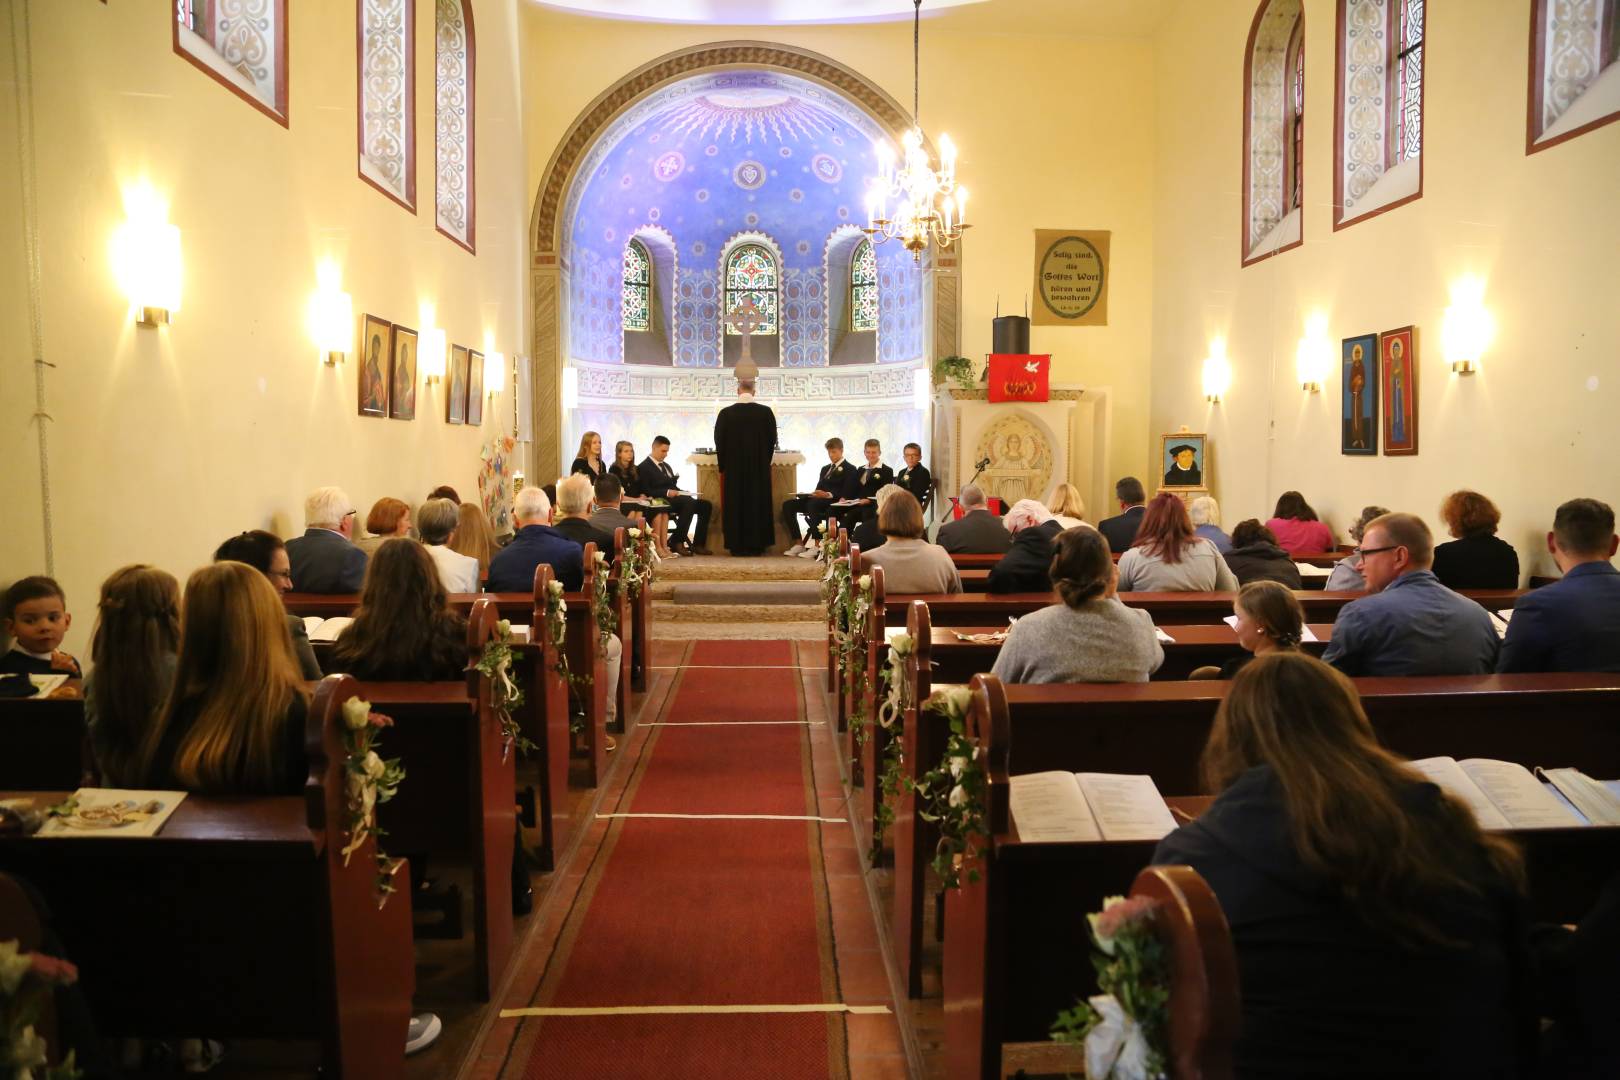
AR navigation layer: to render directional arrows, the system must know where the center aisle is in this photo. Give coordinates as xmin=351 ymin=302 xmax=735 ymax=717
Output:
xmin=475 ymin=639 xmax=908 ymax=1079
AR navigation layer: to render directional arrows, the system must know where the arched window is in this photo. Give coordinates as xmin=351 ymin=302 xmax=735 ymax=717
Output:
xmin=1528 ymin=0 xmax=1620 ymax=152
xmin=434 ymin=0 xmax=475 ymax=253
xmin=1242 ymin=0 xmax=1304 ymax=265
xmin=1333 ymin=0 xmax=1424 ymax=229
xmin=358 ymin=0 xmax=415 ymax=211
xmin=622 ymin=239 xmax=651 ymax=333
xmin=173 ymin=0 xmax=288 ymax=126
xmin=850 ymin=239 xmax=879 ymax=332
xmin=724 ymin=245 xmax=778 ymax=337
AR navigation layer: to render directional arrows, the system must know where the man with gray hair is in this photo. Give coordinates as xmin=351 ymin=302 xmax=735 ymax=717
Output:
xmin=935 ymin=484 xmax=1013 ymax=554
xmin=1188 ymin=495 xmax=1232 ymax=553
xmin=486 ymin=485 xmax=584 ymax=592
xmin=551 ymin=474 xmax=616 ymax=559
xmin=285 ymin=486 xmax=368 ymax=592
xmin=418 ymin=497 xmax=480 ymax=593
xmin=987 ymin=499 xmax=1064 ymax=593
xmin=1321 ymin=511 xmax=1499 ymax=676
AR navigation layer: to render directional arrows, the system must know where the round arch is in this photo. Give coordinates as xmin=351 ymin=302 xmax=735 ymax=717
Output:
xmin=526 ymin=40 xmax=964 ymax=481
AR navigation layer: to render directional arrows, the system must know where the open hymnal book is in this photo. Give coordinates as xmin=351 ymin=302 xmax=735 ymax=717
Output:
xmin=1408 ymin=757 xmax=1620 ymax=830
xmin=1223 ymin=614 xmax=1319 ymax=642
xmin=28 ymin=673 xmax=69 ymax=698
xmin=1009 ymin=771 xmax=1179 ymax=843
xmin=35 ymin=789 xmax=187 ymax=838
xmin=1296 ymin=562 xmax=1333 ymax=579
xmin=303 ymin=616 xmax=355 ymax=642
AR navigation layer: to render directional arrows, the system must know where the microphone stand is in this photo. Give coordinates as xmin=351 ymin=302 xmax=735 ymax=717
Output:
xmin=946 ymin=457 xmax=994 ymax=522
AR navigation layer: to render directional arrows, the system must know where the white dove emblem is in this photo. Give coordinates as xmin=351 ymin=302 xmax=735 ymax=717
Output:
xmin=1022 ymin=360 xmax=1041 ymax=374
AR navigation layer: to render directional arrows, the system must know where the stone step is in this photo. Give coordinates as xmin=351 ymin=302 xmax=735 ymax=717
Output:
xmin=653 ymin=601 xmax=824 ymax=623
xmin=664 ymin=581 xmax=823 ymax=606
xmin=652 ymin=553 xmax=823 ymax=583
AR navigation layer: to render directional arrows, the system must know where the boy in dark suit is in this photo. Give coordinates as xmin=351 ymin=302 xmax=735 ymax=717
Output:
xmin=1 ymin=576 xmax=81 ymax=678
xmin=638 ymin=435 xmax=712 ymax=555
xmin=895 ymin=442 xmax=931 ymax=510
xmin=831 ymin=439 xmax=894 ymax=540
xmin=783 ymin=437 xmax=859 ymax=555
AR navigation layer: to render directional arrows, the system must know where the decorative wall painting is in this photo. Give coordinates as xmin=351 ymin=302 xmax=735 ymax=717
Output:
xmin=1340 ymin=333 xmax=1379 ymax=456
xmin=358 ymin=315 xmax=391 ymax=418
xmin=467 ymin=350 xmax=485 ymax=425
xmin=1160 ymin=433 xmax=1208 ymax=489
xmin=1380 ymin=326 xmax=1418 ymax=455
xmin=447 ymin=345 xmax=469 ymax=424
xmin=389 ymin=326 xmax=418 ymax=420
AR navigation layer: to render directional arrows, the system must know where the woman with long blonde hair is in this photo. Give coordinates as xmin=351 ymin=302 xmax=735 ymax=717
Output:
xmin=136 ymin=561 xmax=311 ymax=795
xmin=1047 ymin=483 xmax=1087 ymax=529
xmin=448 ymin=501 xmax=497 ymax=578
xmin=570 ymin=430 xmax=607 ymax=483
xmin=1155 ymin=652 xmax=1530 ymax=1076
xmin=85 ymin=564 xmax=182 ymax=785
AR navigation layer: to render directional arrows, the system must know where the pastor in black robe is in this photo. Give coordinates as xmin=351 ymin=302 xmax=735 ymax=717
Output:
xmin=714 ymin=393 xmax=778 ymax=555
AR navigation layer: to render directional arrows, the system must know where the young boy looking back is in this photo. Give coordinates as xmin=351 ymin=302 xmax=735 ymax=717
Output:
xmin=1 ymin=576 xmax=82 ymax=677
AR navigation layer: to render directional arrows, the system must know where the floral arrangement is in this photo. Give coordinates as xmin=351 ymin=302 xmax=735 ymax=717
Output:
xmin=1050 ymin=895 xmax=1170 ymax=1080
xmin=541 ymin=579 xmax=590 ymax=735
xmin=475 ymin=618 xmax=535 ymax=758
xmin=618 ymin=527 xmax=656 ymax=600
xmin=913 ymin=686 xmax=988 ymax=889
xmin=1 ymin=939 xmax=82 ymax=1079
xmin=591 ymin=551 xmax=619 ymax=653
xmin=819 ymin=542 xmax=850 ymax=609
xmin=870 ymin=632 xmax=915 ymax=865
xmin=838 ymin=574 xmax=876 ymax=767
xmin=339 ymin=697 xmax=407 ymax=899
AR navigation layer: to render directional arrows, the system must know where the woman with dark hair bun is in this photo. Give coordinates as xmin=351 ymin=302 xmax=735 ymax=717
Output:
xmin=1433 ymin=490 xmax=1519 ymax=589
xmin=1223 ymin=519 xmax=1303 ymax=587
xmin=1265 ymin=491 xmax=1335 ymax=554
xmin=989 ymin=527 xmax=1163 ymax=684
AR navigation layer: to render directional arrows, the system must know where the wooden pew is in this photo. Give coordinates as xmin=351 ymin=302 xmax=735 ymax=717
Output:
xmin=946 ymin=549 xmax=1346 ymax=571
xmin=352 ymin=597 xmax=513 ymax=1001
xmin=568 ymin=543 xmax=610 ymax=787
xmin=604 ymin=526 xmax=633 ymax=735
xmin=891 ymin=600 xmax=950 ymax=996
xmin=0 ymin=675 xmax=415 ymax=1079
xmin=956 ymin=567 xmax=1335 ymax=593
xmin=881 ymin=588 xmax=1527 ymax=628
xmin=629 ymin=535 xmax=652 ymax=696
xmin=823 ymin=529 xmax=851 ymax=699
xmin=943 ymin=672 xmax=1620 ymax=1080
xmin=840 ymin=563 xmax=886 ymax=794
xmin=518 ymin=564 xmax=574 ymax=870
xmin=0 ymin=680 xmax=87 ymax=789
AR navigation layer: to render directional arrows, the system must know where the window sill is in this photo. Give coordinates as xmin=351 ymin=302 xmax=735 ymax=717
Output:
xmin=1337 ymin=157 xmax=1420 ymax=227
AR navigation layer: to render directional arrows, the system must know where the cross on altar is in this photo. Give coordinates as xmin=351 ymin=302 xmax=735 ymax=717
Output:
xmin=725 ymin=295 xmax=766 ymax=365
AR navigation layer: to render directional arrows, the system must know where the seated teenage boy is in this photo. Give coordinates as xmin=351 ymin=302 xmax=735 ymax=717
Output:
xmin=783 ymin=438 xmax=859 ymax=556
xmin=1 ymin=576 xmax=81 ymax=677
xmin=895 ymin=442 xmax=931 ymax=509
xmin=830 ymin=439 xmax=894 ymax=537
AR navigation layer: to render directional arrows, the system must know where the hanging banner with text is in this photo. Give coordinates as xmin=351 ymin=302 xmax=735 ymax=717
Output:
xmin=1032 ymin=229 xmax=1110 ymax=327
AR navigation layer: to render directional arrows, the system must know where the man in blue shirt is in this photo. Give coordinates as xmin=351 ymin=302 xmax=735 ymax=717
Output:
xmin=1499 ymin=498 xmax=1620 ymax=673
xmin=1321 ymin=512 xmax=1499 ymax=676
xmin=486 ymin=486 xmax=585 ymax=593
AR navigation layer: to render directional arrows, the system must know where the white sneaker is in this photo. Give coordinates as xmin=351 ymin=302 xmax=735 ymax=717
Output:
xmin=786 ymin=542 xmax=806 ymax=556
xmin=663 ymin=549 xmax=680 ymax=558
xmin=798 ymin=545 xmax=821 ymax=558
xmin=406 ymin=1013 xmax=442 ymax=1055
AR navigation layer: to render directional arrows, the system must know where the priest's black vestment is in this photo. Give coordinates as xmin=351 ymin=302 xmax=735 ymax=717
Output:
xmin=714 ymin=397 xmax=777 ymax=554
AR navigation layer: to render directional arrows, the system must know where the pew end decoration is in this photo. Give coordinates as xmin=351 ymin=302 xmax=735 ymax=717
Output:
xmin=0 ymin=906 xmax=83 ymax=1080
xmin=537 ymin=566 xmax=589 ymax=735
xmin=838 ymin=569 xmax=878 ymax=769
xmin=619 ymin=527 xmax=656 ymax=600
xmin=336 ymin=694 xmax=406 ymax=899
xmin=871 ymin=627 xmax=915 ymax=865
xmin=472 ymin=602 xmax=534 ymax=759
xmin=1051 ymin=866 xmax=1239 ymax=1080
xmin=914 ymin=681 xmax=987 ymax=888
xmin=592 ymin=550 xmax=618 ymax=652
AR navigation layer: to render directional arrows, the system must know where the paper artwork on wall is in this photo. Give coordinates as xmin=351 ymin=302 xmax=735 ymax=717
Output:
xmin=1340 ymin=333 xmax=1379 ymax=456
xmin=1379 ymin=326 xmax=1417 ymax=456
xmin=390 ymin=326 xmax=418 ymax=421
xmin=447 ymin=345 xmax=469 ymax=424
xmin=467 ymin=350 xmax=484 ymax=425
xmin=359 ymin=314 xmax=391 ymax=418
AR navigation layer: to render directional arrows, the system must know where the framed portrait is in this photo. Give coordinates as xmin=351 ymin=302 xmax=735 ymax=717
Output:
xmin=389 ymin=325 xmax=418 ymax=420
xmin=1159 ymin=433 xmax=1207 ymax=489
xmin=358 ymin=315 xmax=391 ymax=418
xmin=467 ymin=349 xmax=484 ymax=425
xmin=1340 ymin=333 xmax=1379 ymax=456
xmin=447 ymin=345 xmax=469 ymax=424
xmin=1380 ymin=326 xmax=1417 ymax=456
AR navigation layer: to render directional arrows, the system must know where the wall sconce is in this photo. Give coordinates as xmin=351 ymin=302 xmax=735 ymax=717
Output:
xmin=420 ymin=327 xmax=447 ymax=384
xmin=1295 ymin=315 xmax=1331 ymax=392
xmin=110 ymin=183 xmax=181 ymax=327
xmin=561 ymin=366 xmax=580 ymax=411
xmin=308 ymin=263 xmax=353 ymax=365
xmin=1202 ymin=339 xmax=1231 ymax=403
xmin=484 ymin=350 xmax=505 ymax=396
xmin=1442 ymin=280 xmax=1493 ymax=374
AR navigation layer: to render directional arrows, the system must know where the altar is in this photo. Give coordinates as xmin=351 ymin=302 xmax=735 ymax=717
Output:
xmin=687 ymin=451 xmax=807 ymax=555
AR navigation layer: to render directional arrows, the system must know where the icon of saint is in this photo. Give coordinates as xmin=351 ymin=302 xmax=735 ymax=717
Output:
xmin=1389 ymin=339 xmax=1406 ymax=445
xmin=1349 ymin=343 xmax=1367 ymax=449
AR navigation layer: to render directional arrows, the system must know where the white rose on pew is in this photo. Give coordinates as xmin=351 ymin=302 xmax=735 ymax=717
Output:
xmin=347 ymin=772 xmax=376 ymax=819
xmin=363 ymin=751 xmax=387 ymax=780
xmin=858 ymin=574 xmax=872 ymax=590
xmin=1083 ymin=994 xmax=1152 ymax=1080
xmin=595 ymin=551 xmax=607 ymax=562
xmin=945 ymin=687 xmax=973 ymax=717
xmin=888 ymin=633 xmax=914 ymax=656
xmin=497 ymin=619 xmax=512 ymax=637
xmin=627 ymin=528 xmax=641 ymax=538
xmin=948 ymin=784 xmax=967 ymax=808
xmin=548 ymin=580 xmax=564 ymax=597
xmin=948 ymin=755 xmax=969 ymax=779
xmin=342 ymin=698 xmax=372 ymax=731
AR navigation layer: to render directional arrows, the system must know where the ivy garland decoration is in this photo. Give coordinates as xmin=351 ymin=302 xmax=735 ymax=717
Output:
xmin=619 ymin=527 xmax=657 ymax=599
xmin=869 ymin=631 xmax=915 ymax=865
xmin=339 ymin=697 xmax=407 ymax=900
xmin=541 ymin=579 xmax=590 ymax=734
xmin=475 ymin=618 xmax=536 ymax=757
xmin=838 ymin=574 xmax=875 ymax=769
xmin=914 ymin=686 xmax=988 ymax=889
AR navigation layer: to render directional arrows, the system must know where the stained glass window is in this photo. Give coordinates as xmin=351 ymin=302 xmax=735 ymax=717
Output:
xmin=176 ymin=0 xmax=199 ymax=32
xmin=723 ymin=244 xmax=778 ymax=336
xmin=622 ymin=239 xmax=651 ymax=333
xmin=1393 ymin=0 xmax=1424 ymax=163
xmin=1288 ymin=19 xmax=1305 ymax=212
xmin=850 ymin=239 xmax=878 ymax=332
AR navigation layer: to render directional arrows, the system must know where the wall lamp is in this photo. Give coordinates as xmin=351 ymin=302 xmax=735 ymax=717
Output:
xmin=111 ymin=182 xmax=181 ymax=327
xmin=309 ymin=262 xmax=353 ymax=365
xmin=1442 ymin=280 xmax=1493 ymax=375
xmin=1202 ymin=339 xmax=1231 ymax=403
xmin=421 ymin=326 xmax=447 ymax=385
xmin=1296 ymin=316 xmax=1331 ymax=392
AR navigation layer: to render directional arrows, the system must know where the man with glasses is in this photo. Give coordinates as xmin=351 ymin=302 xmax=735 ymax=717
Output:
xmin=284 ymin=486 xmax=369 ymax=593
xmin=1321 ymin=512 xmax=1499 ymax=676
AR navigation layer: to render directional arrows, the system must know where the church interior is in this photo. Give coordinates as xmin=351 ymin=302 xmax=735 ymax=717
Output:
xmin=2 ymin=0 xmax=1619 ymax=1077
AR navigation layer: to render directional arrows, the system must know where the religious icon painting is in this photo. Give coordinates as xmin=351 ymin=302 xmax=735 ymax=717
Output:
xmin=1379 ymin=326 xmax=1418 ymax=456
xmin=1160 ymin=433 xmax=1208 ymax=489
xmin=467 ymin=350 xmax=485 ymax=425
xmin=389 ymin=325 xmax=418 ymax=421
xmin=1340 ymin=333 xmax=1380 ymax=456
xmin=447 ymin=345 xmax=469 ymax=424
xmin=358 ymin=314 xmax=391 ymax=419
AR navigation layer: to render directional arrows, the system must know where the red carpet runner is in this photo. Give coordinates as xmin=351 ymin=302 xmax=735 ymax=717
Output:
xmin=494 ymin=640 xmax=881 ymax=1079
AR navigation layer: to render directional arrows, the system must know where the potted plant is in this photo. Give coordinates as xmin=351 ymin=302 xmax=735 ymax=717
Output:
xmin=933 ymin=355 xmax=976 ymax=390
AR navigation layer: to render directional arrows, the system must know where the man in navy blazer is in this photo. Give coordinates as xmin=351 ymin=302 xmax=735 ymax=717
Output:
xmin=284 ymin=487 xmax=369 ymax=593
xmin=487 ymin=486 xmax=585 ymax=593
xmin=1096 ymin=477 xmax=1148 ymax=554
xmin=637 ymin=435 xmax=712 ymax=554
xmin=1500 ymin=498 xmax=1620 ymax=673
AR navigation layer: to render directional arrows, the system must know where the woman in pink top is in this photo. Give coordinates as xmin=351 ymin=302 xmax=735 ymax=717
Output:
xmin=1264 ymin=491 xmax=1335 ymax=554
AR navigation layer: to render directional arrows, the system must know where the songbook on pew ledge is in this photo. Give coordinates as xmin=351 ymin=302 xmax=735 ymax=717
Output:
xmin=29 ymin=673 xmax=69 ymax=698
xmin=1408 ymin=758 xmax=1620 ymax=830
xmin=34 ymin=788 xmax=187 ymax=838
xmin=304 ymin=616 xmax=355 ymax=642
xmin=1009 ymin=772 xmax=1178 ymax=843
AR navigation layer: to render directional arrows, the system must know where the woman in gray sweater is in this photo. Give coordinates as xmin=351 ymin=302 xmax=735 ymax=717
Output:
xmin=991 ymin=527 xmax=1164 ymax=684
xmin=1117 ymin=492 xmax=1240 ymax=592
